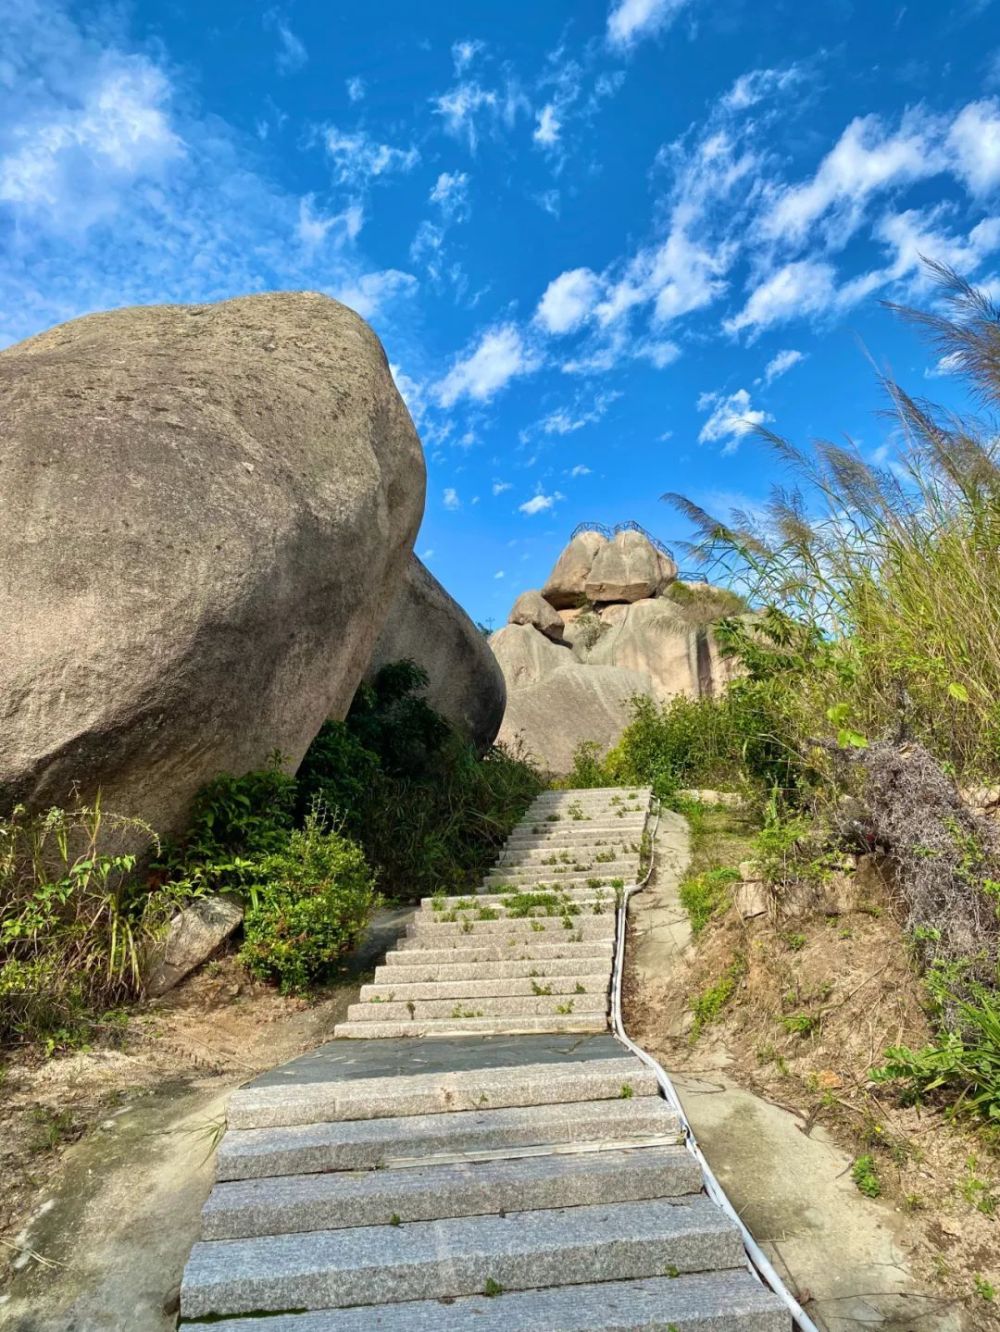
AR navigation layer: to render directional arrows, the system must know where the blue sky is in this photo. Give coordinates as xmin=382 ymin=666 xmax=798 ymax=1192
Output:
xmin=3 ymin=1 xmax=1000 ymax=624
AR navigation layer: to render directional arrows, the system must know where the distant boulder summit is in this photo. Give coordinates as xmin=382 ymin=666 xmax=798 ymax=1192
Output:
xmin=0 ymin=292 xmax=425 ymax=836
xmin=491 ymin=525 xmax=742 ymax=775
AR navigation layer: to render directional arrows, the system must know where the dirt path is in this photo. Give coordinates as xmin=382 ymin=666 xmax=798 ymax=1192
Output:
xmin=0 ymin=908 xmax=411 ymax=1331
xmin=623 ymin=809 xmax=985 ymax=1332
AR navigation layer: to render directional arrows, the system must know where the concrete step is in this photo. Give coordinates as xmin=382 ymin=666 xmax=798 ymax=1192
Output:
xmin=334 ymin=1014 xmax=608 ymax=1039
xmin=227 ymin=1057 xmax=659 ymax=1129
xmin=202 ymin=1144 xmax=701 ymax=1240
xmin=180 ymin=1195 xmax=745 ymax=1318
xmin=183 ymin=1270 xmax=789 ymax=1330
xmin=344 ymin=995 xmax=608 ymax=1023
xmin=216 ymin=1096 xmax=683 ymax=1181
xmin=379 ymin=941 xmax=613 ymax=966
xmin=500 ymin=847 xmax=641 ymax=868
xmin=512 ymin=818 xmax=647 ymax=835
xmin=359 ymin=975 xmax=609 ymax=1002
xmin=419 ymin=888 xmax=604 ymax=912
xmin=373 ymin=955 xmax=613 ymax=983
xmin=484 ymin=861 xmax=634 ymax=882
xmin=529 ymin=787 xmax=650 ymax=803
xmin=483 ymin=871 xmax=630 ymax=891
xmin=399 ymin=917 xmax=614 ymax=944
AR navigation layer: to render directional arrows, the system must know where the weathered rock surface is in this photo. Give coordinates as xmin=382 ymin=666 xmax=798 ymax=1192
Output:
xmin=585 ymin=531 xmax=676 ymax=604
xmin=489 ymin=623 xmax=570 ymax=689
xmin=496 ymin=663 xmax=655 ymax=774
xmin=509 ymin=589 xmax=564 ymax=642
xmin=575 ymin=598 xmax=710 ymax=701
xmin=541 ymin=530 xmax=607 ymax=609
xmin=0 ymin=293 xmax=424 ymax=836
xmin=367 ymin=555 xmax=506 ymax=753
xmin=146 ymin=895 xmax=244 ymax=997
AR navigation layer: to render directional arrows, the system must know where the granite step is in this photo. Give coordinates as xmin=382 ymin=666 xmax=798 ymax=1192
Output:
xmin=343 ymin=995 xmax=608 ymax=1023
xmin=359 ymin=975 xmax=609 ymax=1001
xmin=377 ymin=941 xmax=613 ymax=966
xmin=333 ymin=1014 xmax=608 ymax=1039
xmin=227 ymin=1057 xmax=659 ymax=1129
xmin=201 ymin=1144 xmax=700 ymax=1240
xmin=183 ymin=1270 xmax=788 ymax=1331
xmin=398 ymin=917 xmax=614 ymax=944
xmin=373 ymin=955 xmax=613 ymax=983
xmin=215 ymin=1097 xmax=683 ymax=1181
xmin=482 ymin=871 xmax=632 ymax=891
xmin=418 ymin=887 xmax=604 ymax=911
xmin=510 ymin=818 xmax=648 ymax=835
xmin=496 ymin=845 xmax=638 ymax=864
xmin=483 ymin=860 xmax=635 ymax=881
xmin=180 ymin=1195 xmax=745 ymax=1318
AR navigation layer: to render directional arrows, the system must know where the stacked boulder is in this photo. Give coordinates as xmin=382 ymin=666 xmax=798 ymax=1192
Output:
xmin=490 ymin=529 xmax=737 ymax=774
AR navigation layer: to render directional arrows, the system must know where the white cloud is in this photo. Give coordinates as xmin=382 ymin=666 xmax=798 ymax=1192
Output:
xmin=697 ymin=388 xmax=772 ymax=453
xmin=948 ymin=99 xmax=1000 ymax=196
xmin=925 ymin=351 xmax=964 ymax=378
xmin=762 ymin=348 xmax=805 ymax=385
xmin=721 ymin=65 xmax=806 ymax=112
xmin=0 ymin=49 xmax=182 ymax=229
xmin=389 ymin=363 xmax=427 ymax=424
xmin=519 ymin=491 xmax=563 ymax=515
xmin=334 ymin=269 xmax=418 ymax=319
xmin=633 ymin=338 xmax=681 ymax=368
xmin=607 ymin=0 xmax=691 ymax=50
xmin=346 ymin=76 xmax=365 ymax=102
xmin=494 ymin=569 xmax=505 ymax=578
xmin=443 ymin=487 xmax=461 ymax=511
xmin=432 ymin=82 xmax=499 ymax=151
xmin=535 ymin=267 xmax=601 ymax=334
xmin=759 ymin=109 xmax=945 ymax=250
xmin=534 ymin=104 xmax=561 ymax=146
xmin=570 ymin=464 xmax=592 ymax=476
xmin=0 ymin=2 xmax=420 ymax=348
xmin=492 ymin=480 xmax=513 ymax=495
xmin=296 ymin=195 xmax=362 ymax=249
xmin=435 ymin=323 xmax=540 ymax=406
xmin=725 ymin=260 xmax=838 ymax=338
xmin=452 ymin=39 xmax=486 ymax=74
xmin=429 ymin=170 xmax=470 ymax=220
xmin=323 ymin=127 xmax=419 ymax=188
xmin=263 ymin=11 xmax=307 ymax=74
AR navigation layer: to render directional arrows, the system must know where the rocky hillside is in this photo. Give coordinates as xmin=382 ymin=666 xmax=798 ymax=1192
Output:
xmin=490 ymin=527 xmax=741 ymax=774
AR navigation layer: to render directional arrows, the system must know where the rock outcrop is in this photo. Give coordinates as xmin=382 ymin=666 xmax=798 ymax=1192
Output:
xmin=508 ymin=589 xmax=565 ymax=642
xmin=0 ymin=293 xmax=424 ymax=836
xmin=585 ymin=530 xmax=677 ymax=604
xmin=541 ymin=530 xmax=607 ymax=608
xmin=367 ymin=555 xmax=506 ymax=753
xmin=491 ymin=527 xmax=738 ymax=774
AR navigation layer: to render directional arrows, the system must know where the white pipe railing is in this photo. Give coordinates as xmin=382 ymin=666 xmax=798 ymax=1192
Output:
xmin=610 ymin=799 xmax=823 ymax=1332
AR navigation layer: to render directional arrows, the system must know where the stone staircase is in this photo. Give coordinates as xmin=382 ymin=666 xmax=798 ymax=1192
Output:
xmin=179 ymin=788 xmax=790 ymax=1330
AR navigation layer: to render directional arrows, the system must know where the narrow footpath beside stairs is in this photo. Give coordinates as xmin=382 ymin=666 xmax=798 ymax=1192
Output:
xmin=180 ymin=788 xmax=790 ymax=1330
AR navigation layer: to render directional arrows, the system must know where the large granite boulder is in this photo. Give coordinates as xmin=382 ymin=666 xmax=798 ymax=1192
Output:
xmin=508 ymin=589 xmax=564 ymax=642
xmin=541 ymin=530 xmax=608 ymax=608
xmin=489 ymin=623 xmax=570 ymax=688
xmin=575 ymin=597 xmax=712 ymax=699
xmin=367 ymin=555 xmax=506 ymax=752
xmin=496 ymin=662 xmax=655 ymax=774
xmin=585 ymin=530 xmax=677 ymax=604
xmin=0 ymin=293 xmax=424 ymax=836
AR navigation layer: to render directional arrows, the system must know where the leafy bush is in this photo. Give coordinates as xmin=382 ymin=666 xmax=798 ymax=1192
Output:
xmin=872 ymin=969 xmax=1000 ymax=1125
xmin=679 ymin=866 xmax=740 ymax=934
xmin=297 ymin=662 xmax=543 ymax=900
xmin=155 ymin=757 xmax=297 ymax=893
xmin=0 ymin=802 xmax=184 ymax=1048
xmin=239 ymin=807 xmax=376 ymax=993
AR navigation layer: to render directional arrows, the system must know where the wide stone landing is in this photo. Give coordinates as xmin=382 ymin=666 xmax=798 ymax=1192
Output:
xmin=180 ymin=789 xmax=789 ymax=1329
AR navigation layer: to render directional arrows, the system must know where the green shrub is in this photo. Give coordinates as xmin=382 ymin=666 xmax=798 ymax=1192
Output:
xmin=873 ymin=971 xmax=1000 ymax=1125
xmin=0 ymin=801 xmax=183 ymax=1048
xmin=239 ymin=807 xmax=376 ymax=994
xmin=850 ymin=1154 xmax=881 ymax=1198
xmin=679 ymin=866 xmax=740 ymax=934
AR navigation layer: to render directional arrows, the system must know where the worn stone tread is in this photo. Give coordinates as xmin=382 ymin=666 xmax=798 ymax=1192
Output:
xmin=180 ymin=1196 xmax=745 ymax=1317
xmin=202 ymin=1145 xmax=701 ymax=1239
xmin=373 ymin=955 xmax=614 ymax=983
xmin=334 ymin=1014 xmax=608 ymax=1039
xmin=228 ymin=1057 xmax=658 ymax=1128
xmin=359 ymin=975 xmax=609 ymax=1001
xmin=182 ymin=1270 xmax=787 ymax=1330
xmin=215 ymin=1096 xmax=682 ymax=1180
